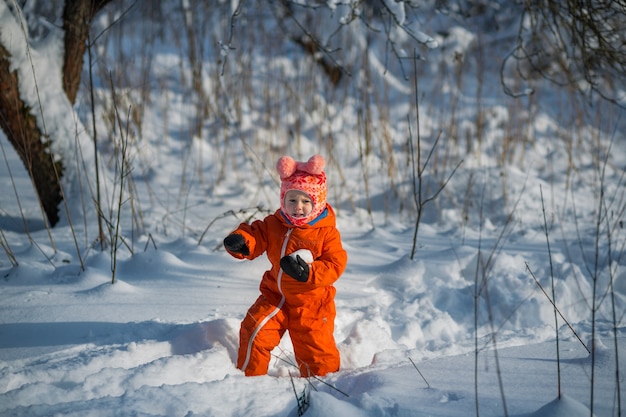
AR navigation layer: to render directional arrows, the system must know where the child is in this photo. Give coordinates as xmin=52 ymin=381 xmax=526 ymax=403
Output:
xmin=223 ymin=154 xmax=347 ymax=377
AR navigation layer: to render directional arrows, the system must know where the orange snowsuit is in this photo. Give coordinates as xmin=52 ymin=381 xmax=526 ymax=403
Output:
xmin=225 ymin=205 xmax=347 ymax=377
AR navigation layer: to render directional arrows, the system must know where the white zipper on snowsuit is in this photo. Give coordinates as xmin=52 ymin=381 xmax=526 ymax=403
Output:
xmin=240 ymin=228 xmax=292 ymax=373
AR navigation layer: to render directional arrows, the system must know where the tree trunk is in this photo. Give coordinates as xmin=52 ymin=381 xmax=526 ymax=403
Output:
xmin=63 ymin=0 xmax=113 ymax=104
xmin=0 ymin=43 xmax=63 ymax=226
xmin=0 ymin=0 xmax=112 ymax=227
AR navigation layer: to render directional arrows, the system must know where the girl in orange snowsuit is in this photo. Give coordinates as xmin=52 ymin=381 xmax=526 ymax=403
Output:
xmin=223 ymin=155 xmax=347 ymax=377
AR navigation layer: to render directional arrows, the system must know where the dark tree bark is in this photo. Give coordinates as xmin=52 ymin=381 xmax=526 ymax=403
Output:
xmin=63 ymin=0 xmax=113 ymax=104
xmin=292 ymin=36 xmax=343 ymax=86
xmin=0 ymin=43 xmax=63 ymax=226
xmin=0 ymin=0 xmax=112 ymax=226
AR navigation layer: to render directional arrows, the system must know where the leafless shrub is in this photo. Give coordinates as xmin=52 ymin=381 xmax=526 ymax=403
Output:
xmin=504 ymin=0 xmax=626 ymax=107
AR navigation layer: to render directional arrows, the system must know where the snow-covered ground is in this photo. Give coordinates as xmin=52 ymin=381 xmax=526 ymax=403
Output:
xmin=0 ymin=1 xmax=624 ymax=416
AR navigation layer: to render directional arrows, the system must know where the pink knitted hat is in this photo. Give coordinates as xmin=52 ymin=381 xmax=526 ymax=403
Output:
xmin=277 ymin=155 xmax=327 ymax=226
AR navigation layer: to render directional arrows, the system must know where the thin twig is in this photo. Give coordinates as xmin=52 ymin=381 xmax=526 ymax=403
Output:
xmin=143 ymin=233 xmax=158 ymax=252
xmin=408 ymin=357 xmax=430 ymax=388
xmin=219 ymin=0 xmax=243 ymax=76
xmin=483 ymin=282 xmax=508 ymax=417
xmin=525 ymin=262 xmax=590 ymax=353
xmin=271 ymin=351 xmax=349 ymax=398
xmin=200 ymin=205 xmax=269 ymax=246
xmin=87 ymin=33 xmax=107 ymax=250
xmin=540 ymin=185 xmax=561 ymax=398
xmin=289 ymin=371 xmax=309 ymax=416
xmin=0 ymin=227 xmax=18 ymax=267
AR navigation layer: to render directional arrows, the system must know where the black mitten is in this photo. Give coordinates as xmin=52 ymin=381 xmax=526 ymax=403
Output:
xmin=280 ymin=255 xmax=310 ymax=282
xmin=223 ymin=234 xmax=249 ymax=256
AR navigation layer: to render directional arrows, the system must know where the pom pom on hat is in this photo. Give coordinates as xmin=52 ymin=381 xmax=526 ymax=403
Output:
xmin=277 ymin=154 xmax=325 ymax=179
xmin=277 ymin=155 xmax=327 ymax=226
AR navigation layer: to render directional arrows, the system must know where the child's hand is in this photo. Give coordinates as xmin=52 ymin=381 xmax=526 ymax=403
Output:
xmin=223 ymin=234 xmax=250 ymax=256
xmin=280 ymin=255 xmax=310 ymax=282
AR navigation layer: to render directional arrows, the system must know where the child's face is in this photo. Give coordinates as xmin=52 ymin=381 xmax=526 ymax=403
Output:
xmin=284 ymin=190 xmax=313 ymax=219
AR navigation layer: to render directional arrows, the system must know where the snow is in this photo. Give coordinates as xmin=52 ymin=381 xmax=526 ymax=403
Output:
xmin=0 ymin=1 xmax=624 ymax=417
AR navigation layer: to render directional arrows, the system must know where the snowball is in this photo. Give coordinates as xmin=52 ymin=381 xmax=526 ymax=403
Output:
xmin=289 ymin=249 xmax=314 ymax=264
